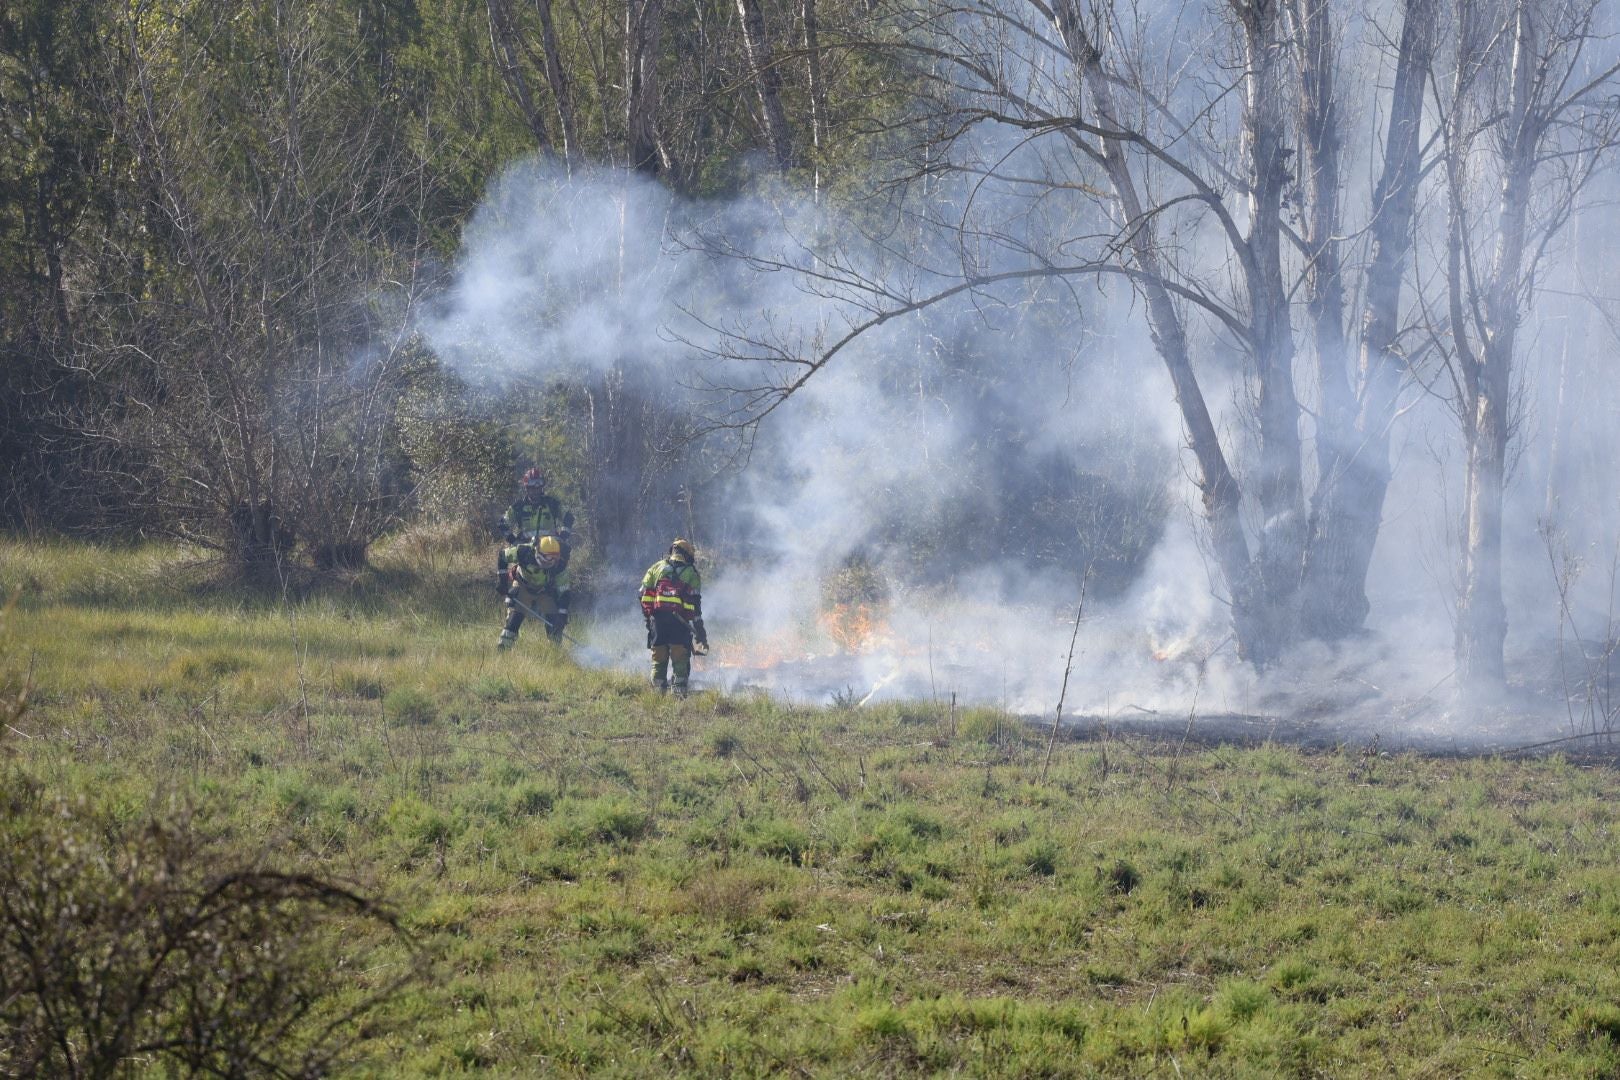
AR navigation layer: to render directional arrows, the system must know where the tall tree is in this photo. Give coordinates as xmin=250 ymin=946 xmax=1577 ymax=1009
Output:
xmin=693 ymin=0 xmax=1445 ymax=666
xmin=625 ymin=0 xmax=666 ymax=173
xmin=488 ymin=0 xmax=557 ymax=150
xmin=1435 ymin=0 xmax=1620 ymax=685
xmin=0 ymin=0 xmax=133 ymax=533
xmin=1298 ymin=0 xmax=1437 ymax=638
xmin=735 ymin=0 xmax=796 ymax=171
xmin=67 ymin=0 xmax=445 ymax=569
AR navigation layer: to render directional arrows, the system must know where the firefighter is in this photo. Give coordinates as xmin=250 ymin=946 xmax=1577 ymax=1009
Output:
xmin=501 ymin=468 xmax=575 ymax=548
xmin=496 ymin=535 xmax=571 ymax=649
xmin=639 ymin=538 xmax=707 ymax=694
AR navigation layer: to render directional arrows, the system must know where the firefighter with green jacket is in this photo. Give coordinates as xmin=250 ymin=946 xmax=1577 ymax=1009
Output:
xmin=501 ymin=468 xmax=575 ymax=547
xmin=497 ymin=535 xmax=571 ymax=649
xmin=639 ymin=538 xmax=707 ymax=694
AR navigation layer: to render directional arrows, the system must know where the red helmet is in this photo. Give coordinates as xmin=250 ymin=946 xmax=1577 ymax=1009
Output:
xmin=521 ymin=468 xmax=545 ymax=490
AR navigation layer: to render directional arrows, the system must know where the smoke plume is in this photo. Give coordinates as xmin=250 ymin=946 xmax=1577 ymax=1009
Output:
xmin=421 ymin=60 xmax=1620 ymax=753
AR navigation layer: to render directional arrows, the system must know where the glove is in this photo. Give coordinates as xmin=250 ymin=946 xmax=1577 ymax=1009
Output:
xmin=495 ymin=572 xmax=509 ymax=595
xmin=692 ymin=618 xmax=708 ymax=649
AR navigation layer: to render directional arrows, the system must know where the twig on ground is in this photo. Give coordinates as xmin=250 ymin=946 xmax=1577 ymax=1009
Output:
xmin=1042 ymin=567 xmax=1091 ymax=784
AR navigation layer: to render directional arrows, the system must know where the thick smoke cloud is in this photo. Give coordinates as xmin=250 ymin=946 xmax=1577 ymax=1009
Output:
xmin=421 ymin=24 xmax=1620 ymax=750
xmin=423 ymin=162 xmax=681 ymax=384
xmin=421 ymin=159 xmax=1204 ymax=711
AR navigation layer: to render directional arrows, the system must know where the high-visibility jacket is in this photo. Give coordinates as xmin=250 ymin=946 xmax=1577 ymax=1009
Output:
xmin=501 ymin=544 xmax=571 ymax=600
xmin=639 ymin=558 xmax=701 ymax=620
xmin=502 ymin=496 xmax=572 ymax=542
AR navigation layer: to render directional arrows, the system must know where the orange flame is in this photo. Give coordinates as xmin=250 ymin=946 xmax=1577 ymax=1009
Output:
xmin=1150 ymin=634 xmax=1194 ymax=663
xmin=819 ymin=601 xmax=890 ymax=654
xmin=713 ymin=629 xmax=804 ymax=670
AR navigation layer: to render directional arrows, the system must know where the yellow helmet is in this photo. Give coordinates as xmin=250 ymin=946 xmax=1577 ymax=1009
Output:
xmin=536 ymin=535 xmax=563 ymax=565
xmin=670 ymin=538 xmax=695 ymax=563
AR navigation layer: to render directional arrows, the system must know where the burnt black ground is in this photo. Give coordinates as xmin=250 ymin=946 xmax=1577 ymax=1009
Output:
xmin=1052 ymin=703 xmax=1620 ymax=763
xmin=688 ymin=632 xmax=1620 ymax=763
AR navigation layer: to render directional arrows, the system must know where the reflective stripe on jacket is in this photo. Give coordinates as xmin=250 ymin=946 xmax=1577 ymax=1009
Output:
xmin=503 ymin=496 xmax=568 ymax=539
xmin=639 ymin=559 xmax=701 ymax=619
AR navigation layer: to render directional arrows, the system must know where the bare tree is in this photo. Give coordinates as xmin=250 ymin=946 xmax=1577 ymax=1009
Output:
xmin=1051 ymin=2 xmax=1272 ymax=658
xmin=1298 ymin=0 xmax=1437 ymax=638
xmin=802 ymin=0 xmax=827 ymax=194
xmin=533 ymin=0 xmax=582 ymax=159
xmin=489 ymin=0 xmax=558 ymax=150
xmin=71 ymin=0 xmax=437 ymax=572
xmin=625 ymin=0 xmax=666 ymax=174
xmin=486 ymin=0 xmax=584 ymax=161
xmin=689 ymin=0 xmax=1444 ymax=666
xmin=1432 ymin=0 xmax=1620 ymax=686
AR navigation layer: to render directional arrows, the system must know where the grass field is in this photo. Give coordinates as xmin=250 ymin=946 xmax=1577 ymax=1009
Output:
xmin=6 ymin=537 xmax=1620 ymax=1077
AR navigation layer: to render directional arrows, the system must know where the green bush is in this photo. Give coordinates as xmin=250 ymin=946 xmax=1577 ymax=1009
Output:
xmin=743 ymin=817 xmax=811 ymax=865
xmin=384 ymin=685 xmax=437 ymax=725
xmin=554 ymin=797 xmax=652 ymax=846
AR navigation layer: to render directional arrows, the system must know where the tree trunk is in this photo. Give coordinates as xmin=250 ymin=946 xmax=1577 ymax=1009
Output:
xmin=1458 ymin=370 xmax=1510 ymax=684
xmin=1542 ymin=309 xmax=1573 ymax=522
xmin=1299 ymin=0 xmax=1435 ymax=639
xmin=736 ymin=0 xmax=795 ymax=171
xmin=1454 ymin=1 xmax=1536 ymax=688
xmin=1290 ymin=0 xmax=1351 ymax=478
xmin=532 ymin=0 xmax=579 ymax=161
xmin=1053 ymin=2 xmax=1270 ymax=660
xmin=1238 ymin=4 xmax=1307 ymax=658
xmin=624 ymin=0 xmax=664 ymax=175
xmin=802 ymin=0 xmax=825 ymax=196
xmin=487 ymin=0 xmax=554 ymax=150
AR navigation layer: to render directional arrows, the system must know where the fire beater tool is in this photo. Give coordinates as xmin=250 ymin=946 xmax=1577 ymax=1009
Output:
xmin=505 ymin=594 xmax=610 ymax=664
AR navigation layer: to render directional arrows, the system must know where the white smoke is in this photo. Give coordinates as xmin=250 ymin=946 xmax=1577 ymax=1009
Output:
xmin=418 ymin=8 xmax=1620 ymax=754
xmin=421 ymin=158 xmax=1184 ymax=706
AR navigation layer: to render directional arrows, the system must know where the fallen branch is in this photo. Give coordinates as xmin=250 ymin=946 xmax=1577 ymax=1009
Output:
xmin=1042 ymin=567 xmax=1092 ymax=784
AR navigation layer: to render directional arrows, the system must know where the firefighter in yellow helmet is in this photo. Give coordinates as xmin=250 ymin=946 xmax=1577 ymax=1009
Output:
xmin=497 ymin=534 xmax=571 ymax=649
xmin=639 ymin=538 xmax=706 ymax=694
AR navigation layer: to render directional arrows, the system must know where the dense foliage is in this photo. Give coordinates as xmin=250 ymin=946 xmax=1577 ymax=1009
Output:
xmin=0 ymin=0 xmax=901 ymax=567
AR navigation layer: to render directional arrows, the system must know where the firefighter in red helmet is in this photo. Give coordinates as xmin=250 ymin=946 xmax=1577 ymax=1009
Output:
xmin=501 ymin=468 xmax=574 ymax=547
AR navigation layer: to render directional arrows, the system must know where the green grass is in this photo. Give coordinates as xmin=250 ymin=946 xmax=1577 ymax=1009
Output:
xmin=6 ymin=538 xmax=1620 ymax=1076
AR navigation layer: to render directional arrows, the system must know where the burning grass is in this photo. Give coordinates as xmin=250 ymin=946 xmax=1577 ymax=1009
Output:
xmin=819 ymin=600 xmax=892 ymax=654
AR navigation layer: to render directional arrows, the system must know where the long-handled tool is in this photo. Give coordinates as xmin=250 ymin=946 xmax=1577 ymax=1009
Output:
xmin=505 ymin=594 xmax=609 ymax=663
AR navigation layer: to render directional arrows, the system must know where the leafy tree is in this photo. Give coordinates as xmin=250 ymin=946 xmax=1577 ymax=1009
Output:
xmin=0 ymin=1 xmax=136 ymax=535
xmin=66 ymin=1 xmax=470 ymax=571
